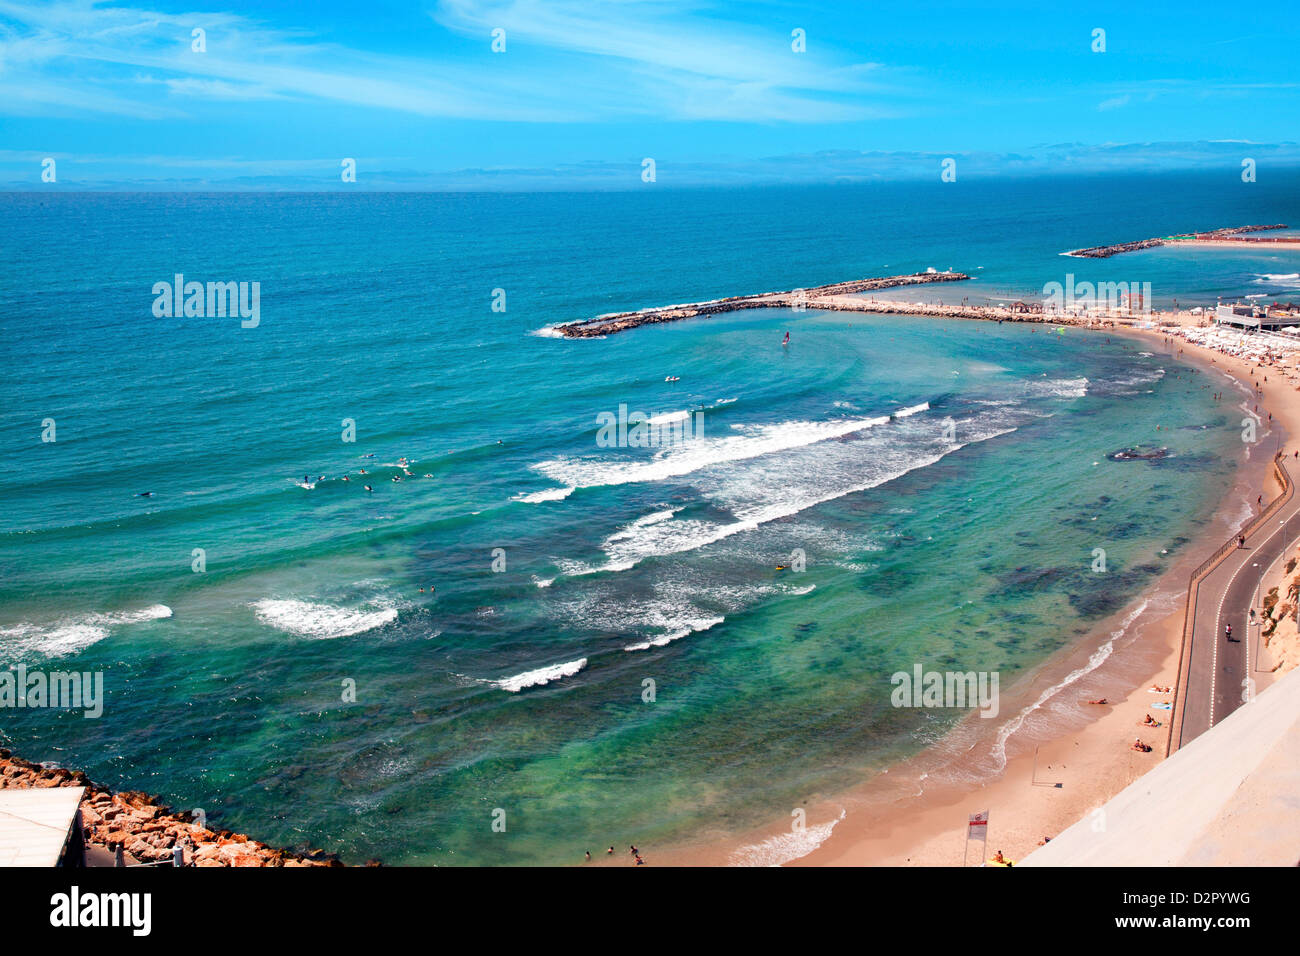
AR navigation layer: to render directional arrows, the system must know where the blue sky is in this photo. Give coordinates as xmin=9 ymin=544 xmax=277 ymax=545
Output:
xmin=1 ymin=0 xmax=1298 ymax=187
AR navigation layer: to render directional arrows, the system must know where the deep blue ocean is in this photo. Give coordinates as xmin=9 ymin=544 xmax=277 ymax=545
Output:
xmin=2 ymin=172 xmax=1299 ymax=863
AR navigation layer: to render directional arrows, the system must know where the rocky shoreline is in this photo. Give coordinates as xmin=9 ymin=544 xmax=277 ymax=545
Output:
xmin=1066 ymin=223 xmax=1288 ymax=258
xmin=556 ymin=271 xmax=971 ymax=337
xmin=0 ymin=749 xmax=344 ymax=867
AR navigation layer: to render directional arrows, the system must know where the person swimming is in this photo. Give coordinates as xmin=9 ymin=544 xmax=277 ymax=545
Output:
xmin=782 ymin=331 xmax=790 ymax=346
xmin=364 ymin=484 xmax=373 ymax=493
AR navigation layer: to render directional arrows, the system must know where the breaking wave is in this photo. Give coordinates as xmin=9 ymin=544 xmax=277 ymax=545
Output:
xmin=0 ymin=604 xmax=173 ymax=659
xmin=251 ymin=598 xmax=399 ymax=640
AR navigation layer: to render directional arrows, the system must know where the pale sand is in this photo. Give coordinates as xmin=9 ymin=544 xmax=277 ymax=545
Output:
xmin=651 ymin=319 xmax=1300 ymax=868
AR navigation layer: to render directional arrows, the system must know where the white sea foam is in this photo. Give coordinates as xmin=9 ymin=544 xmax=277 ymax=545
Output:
xmin=645 ymin=410 xmax=691 ymax=426
xmin=1255 ymin=273 xmax=1300 ymax=282
xmin=532 ymin=413 xmax=893 ymax=491
xmin=251 ymin=598 xmax=398 ymax=640
xmin=0 ymin=604 xmax=172 ymax=659
xmin=729 ymin=809 xmax=846 ymax=866
xmin=623 ymin=615 xmax=724 ymax=652
xmin=514 ymin=486 xmax=575 ymax=503
xmin=562 ymin=421 xmax=1017 ymax=577
xmin=530 ymin=325 xmax=566 ymax=338
xmin=490 ymin=657 xmax=588 ymax=692
xmin=892 ymin=401 xmax=930 ymax=418
xmin=606 ymin=508 xmax=680 ymax=540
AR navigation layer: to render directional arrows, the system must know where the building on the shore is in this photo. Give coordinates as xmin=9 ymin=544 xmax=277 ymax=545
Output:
xmin=1214 ymin=302 xmax=1300 ymax=331
xmin=0 ymin=786 xmax=87 ymax=866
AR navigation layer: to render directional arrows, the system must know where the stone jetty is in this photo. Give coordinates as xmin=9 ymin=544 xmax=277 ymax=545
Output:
xmin=1066 ymin=224 xmax=1289 ymax=258
xmin=556 ymin=271 xmax=971 ymax=337
xmin=0 ymin=748 xmax=343 ymax=867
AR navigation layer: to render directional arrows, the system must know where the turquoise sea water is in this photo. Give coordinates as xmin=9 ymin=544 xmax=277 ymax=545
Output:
xmin=2 ymin=172 xmax=1299 ymax=864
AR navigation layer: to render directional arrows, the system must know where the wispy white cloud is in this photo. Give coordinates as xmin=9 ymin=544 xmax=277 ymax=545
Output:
xmin=0 ymin=0 xmax=905 ymax=123
xmin=433 ymin=0 xmax=891 ymax=96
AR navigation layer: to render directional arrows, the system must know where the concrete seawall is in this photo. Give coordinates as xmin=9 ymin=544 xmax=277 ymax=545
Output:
xmin=1065 ymin=223 xmax=1288 ymax=259
xmin=556 ymin=271 xmax=971 ymax=337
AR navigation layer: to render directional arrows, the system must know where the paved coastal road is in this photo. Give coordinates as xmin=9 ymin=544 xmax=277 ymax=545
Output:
xmin=1177 ymin=456 xmax=1300 ymax=748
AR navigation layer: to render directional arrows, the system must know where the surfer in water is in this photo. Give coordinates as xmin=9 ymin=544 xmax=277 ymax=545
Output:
xmin=782 ymin=331 xmax=790 ymax=346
